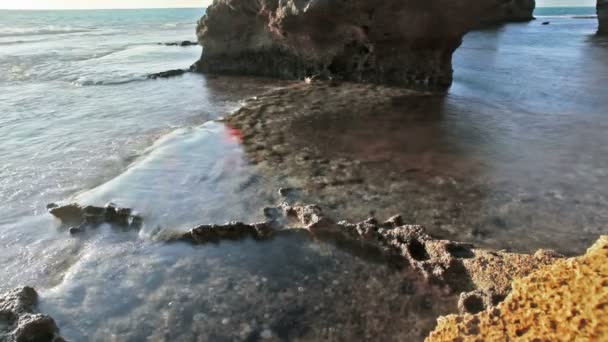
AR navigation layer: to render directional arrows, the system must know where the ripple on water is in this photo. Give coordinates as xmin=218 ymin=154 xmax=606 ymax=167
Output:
xmin=39 ymin=233 xmax=458 ymax=341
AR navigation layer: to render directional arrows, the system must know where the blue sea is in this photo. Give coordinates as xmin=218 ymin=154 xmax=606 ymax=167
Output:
xmin=0 ymin=6 xmax=607 ymax=341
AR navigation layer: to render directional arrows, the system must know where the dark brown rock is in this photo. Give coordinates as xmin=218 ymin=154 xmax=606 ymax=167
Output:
xmin=48 ymin=202 xmax=142 ymax=233
xmin=147 ymin=69 xmax=189 ymax=80
xmin=161 ymin=41 xmax=198 ymax=47
xmin=479 ymin=0 xmax=536 ymax=26
xmin=0 ymin=287 xmax=64 ymax=342
xmin=193 ymin=0 xmax=502 ymax=90
xmin=48 ymin=204 xmax=83 ymax=226
xmin=179 ymin=221 xmax=275 ymax=245
xmin=599 ymin=0 xmax=608 ymax=35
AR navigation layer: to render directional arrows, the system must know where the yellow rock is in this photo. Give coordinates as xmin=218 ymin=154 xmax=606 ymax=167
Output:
xmin=426 ymin=236 xmax=608 ymax=341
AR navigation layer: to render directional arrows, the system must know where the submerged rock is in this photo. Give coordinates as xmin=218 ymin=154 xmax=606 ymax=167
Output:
xmin=147 ymin=69 xmax=189 ymax=80
xmin=160 ymin=41 xmax=198 ymax=47
xmin=599 ymin=0 xmax=608 ymax=35
xmin=426 ymin=235 xmax=608 ymax=341
xmin=174 ymin=221 xmax=276 ymax=245
xmin=169 ymin=198 xmax=561 ymax=310
xmin=193 ymin=0 xmax=502 ymax=90
xmin=0 ymin=287 xmax=64 ymax=342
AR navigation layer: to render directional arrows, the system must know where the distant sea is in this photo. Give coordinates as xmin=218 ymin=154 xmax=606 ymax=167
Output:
xmin=535 ymin=6 xmax=596 ymax=17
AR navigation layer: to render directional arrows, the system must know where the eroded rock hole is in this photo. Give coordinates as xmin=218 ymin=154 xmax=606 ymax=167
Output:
xmin=462 ymin=295 xmax=485 ymax=314
xmin=407 ymin=239 xmax=430 ymax=261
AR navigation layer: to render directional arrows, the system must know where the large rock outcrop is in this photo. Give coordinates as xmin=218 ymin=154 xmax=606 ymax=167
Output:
xmin=193 ymin=0 xmax=501 ymax=90
xmin=599 ymin=0 xmax=608 ymax=35
xmin=479 ymin=0 xmax=536 ymax=26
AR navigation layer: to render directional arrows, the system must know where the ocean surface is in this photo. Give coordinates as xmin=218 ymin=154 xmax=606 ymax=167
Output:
xmin=0 ymin=6 xmax=606 ymax=341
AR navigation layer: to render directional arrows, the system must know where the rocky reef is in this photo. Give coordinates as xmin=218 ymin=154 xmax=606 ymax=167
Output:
xmin=479 ymin=0 xmax=536 ymax=26
xmin=599 ymin=0 xmax=608 ymax=35
xmin=44 ymin=196 xmax=606 ymax=340
xmin=164 ymin=197 xmax=560 ymax=314
xmin=0 ymin=287 xmax=65 ymax=342
xmin=193 ymin=0 xmax=502 ymax=90
xmin=426 ymin=235 xmax=608 ymax=341
xmin=47 ymin=203 xmax=142 ymax=235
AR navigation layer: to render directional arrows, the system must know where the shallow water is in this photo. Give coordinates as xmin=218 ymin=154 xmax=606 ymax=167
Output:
xmin=0 ymin=7 xmax=607 ymax=341
xmin=233 ymin=14 xmax=608 ymax=256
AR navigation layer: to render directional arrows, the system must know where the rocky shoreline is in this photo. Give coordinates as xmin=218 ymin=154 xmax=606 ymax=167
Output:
xmin=33 ymin=191 xmax=608 ymax=341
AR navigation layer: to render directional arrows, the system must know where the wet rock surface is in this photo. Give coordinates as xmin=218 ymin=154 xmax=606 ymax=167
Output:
xmin=600 ymin=0 xmax=608 ymax=34
xmin=479 ymin=0 xmax=536 ymax=26
xmin=427 ymin=235 xmax=608 ymax=341
xmin=168 ymin=199 xmax=559 ymax=308
xmin=147 ymin=69 xmax=190 ymax=79
xmin=194 ymin=0 xmax=501 ymax=90
xmin=0 ymin=287 xmax=64 ymax=342
xmin=159 ymin=41 xmax=198 ymax=47
xmin=47 ymin=203 xmax=142 ymax=235
xmin=223 ymin=81 xmax=608 ymax=255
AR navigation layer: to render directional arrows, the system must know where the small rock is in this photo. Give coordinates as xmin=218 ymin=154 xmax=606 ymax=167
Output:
xmin=147 ymin=69 xmax=188 ymax=79
xmin=48 ymin=204 xmax=83 ymax=225
xmin=69 ymin=226 xmax=83 ymax=235
xmin=46 ymin=203 xmax=58 ymax=210
xmin=13 ymin=314 xmax=59 ymax=342
xmin=130 ymin=215 xmax=144 ymax=230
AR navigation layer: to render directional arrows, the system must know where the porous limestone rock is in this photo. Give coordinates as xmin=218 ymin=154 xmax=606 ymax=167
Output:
xmin=426 ymin=236 xmax=608 ymax=341
xmin=170 ymin=199 xmax=559 ymax=305
xmin=193 ymin=0 xmax=501 ymax=90
xmin=0 ymin=287 xmax=64 ymax=342
xmin=599 ymin=0 xmax=608 ymax=35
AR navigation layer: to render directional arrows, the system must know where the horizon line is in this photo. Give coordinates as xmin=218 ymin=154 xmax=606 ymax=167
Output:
xmin=0 ymin=6 xmax=205 ymax=11
xmin=0 ymin=5 xmax=595 ymax=11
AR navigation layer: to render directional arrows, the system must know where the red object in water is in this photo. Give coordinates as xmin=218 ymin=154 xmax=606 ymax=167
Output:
xmin=226 ymin=126 xmax=244 ymax=143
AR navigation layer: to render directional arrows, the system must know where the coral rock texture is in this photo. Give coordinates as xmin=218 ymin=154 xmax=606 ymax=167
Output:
xmin=426 ymin=235 xmax=608 ymax=341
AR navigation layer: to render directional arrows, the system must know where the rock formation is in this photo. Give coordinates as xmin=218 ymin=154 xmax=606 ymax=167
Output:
xmin=479 ymin=0 xmax=536 ymax=26
xmin=599 ymin=0 xmax=608 ymax=35
xmin=167 ymin=198 xmax=559 ymax=309
xmin=0 ymin=287 xmax=65 ymax=342
xmin=47 ymin=202 xmax=143 ymax=234
xmin=426 ymin=235 xmax=608 ymax=341
xmin=193 ymin=0 xmax=501 ymax=90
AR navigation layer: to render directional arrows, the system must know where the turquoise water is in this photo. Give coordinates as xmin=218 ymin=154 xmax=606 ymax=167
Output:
xmin=0 ymin=7 xmax=607 ymax=341
xmin=535 ymin=6 xmax=596 ymax=17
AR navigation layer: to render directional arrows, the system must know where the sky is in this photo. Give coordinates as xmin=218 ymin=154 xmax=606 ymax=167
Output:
xmin=0 ymin=0 xmax=596 ymax=10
